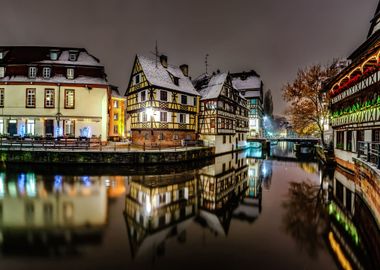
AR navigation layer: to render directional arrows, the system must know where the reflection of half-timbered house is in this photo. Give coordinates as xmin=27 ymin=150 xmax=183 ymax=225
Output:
xmin=124 ymin=172 xmax=197 ymax=258
xmin=231 ymin=71 xmax=264 ymax=138
xmin=125 ymin=55 xmax=200 ymax=147
xmin=324 ymin=2 xmax=380 ymax=172
xmin=197 ymin=152 xmax=248 ymax=235
xmin=194 ymin=72 xmax=249 ymax=154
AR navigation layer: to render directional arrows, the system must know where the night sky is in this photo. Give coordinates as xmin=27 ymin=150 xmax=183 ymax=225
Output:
xmin=0 ymin=0 xmax=378 ymax=115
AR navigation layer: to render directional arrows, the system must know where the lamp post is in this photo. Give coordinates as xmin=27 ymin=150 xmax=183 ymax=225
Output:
xmin=145 ymin=107 xmax=155 ymax=146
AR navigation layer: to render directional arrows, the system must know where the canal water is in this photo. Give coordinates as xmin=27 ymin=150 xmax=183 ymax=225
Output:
xmin=0 ymin=142 xmax=379 ymax=270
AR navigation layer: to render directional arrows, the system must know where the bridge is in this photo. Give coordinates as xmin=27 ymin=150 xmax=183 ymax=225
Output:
xmin=247 ymin=137 xmax=320 ymax=144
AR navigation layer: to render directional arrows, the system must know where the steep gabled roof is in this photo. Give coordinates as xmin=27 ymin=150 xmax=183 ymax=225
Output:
xmin=197 ymin=73 xmax=228 ymax=100
xmin=368 ymin=0 xmax=380 ymax=38
xmin=137 ymin=55 xmax=199 ymax=96
xmin=231 ymin=71 xmax=262 ymax=90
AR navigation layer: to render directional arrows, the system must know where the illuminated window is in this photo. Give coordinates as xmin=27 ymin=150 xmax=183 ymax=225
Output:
xmin=113 ymin=100 xmax=119 ymax=108
xmin=28 ymin=66 xmax=37 ymax=78
xmin=64 ymin=120 xmax=75 ymax=136
xmin=210 ymin=119 xmax=215 ymax=128
xmin=26 ymin=88 xmax=36 ymax=108
xmin=0 ymin=120 xmax=3 ymax=134
xmin=45 ymin=89 xmax=55 ymax=108
xmin=0 ymin=67 xmax=5 ymax=78
xmin=42 ymin=67 xmax=51 ymax=79
xmin=160 ymin=112 xmax=167 ymax=122
xmin=114 ymin=113 xmax=118 ymax=120
xmin=26 ymin=120 xmax=35 ymax=135
xmin=67 ymin=68 xmax=74 ymax=79
xmin=113 ymin=125 xmax=118 ymax=134
xmin=50 ymin=51 xmax=58 ymax=61
xmin=0 ymin=88 xmax=4 ymax=107
xmin=179 ymin=113 xmax=186 ymax=124
xmin=65 ymin=89 xmax=75 ymax=109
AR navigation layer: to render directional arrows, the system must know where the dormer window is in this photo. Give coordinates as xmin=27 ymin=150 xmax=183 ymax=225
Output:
xmin=69 ymin=52 xmax=77 ymax=61
xmin=28 ymin=67 xmax=37 ymax=79
xmin=67 ymin=68 xmax=74 ymax=80
xmin=168 ymin=72 xmax=179 ymax=86
xmin=43 ymin=67 xmax=51 ymax=79
xmin=0 ymin=52 xmax=3 ymax=60
xmin=49 ymin=50 xmax=59 ymax=61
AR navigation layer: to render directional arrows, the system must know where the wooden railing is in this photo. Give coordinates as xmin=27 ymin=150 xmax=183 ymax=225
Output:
xmin=357 ymin=141 xmax=380 ymax=169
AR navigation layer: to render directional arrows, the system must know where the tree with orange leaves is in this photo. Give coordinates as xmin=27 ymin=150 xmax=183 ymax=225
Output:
xmin=282 ymin=61 xmax=339 ymax=146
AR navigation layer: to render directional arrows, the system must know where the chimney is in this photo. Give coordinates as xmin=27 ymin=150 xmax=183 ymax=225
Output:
xmin=180 ymin=64 xmax=189 ymax=77
xmin=160 ymin=55 xmax=168 ymax=68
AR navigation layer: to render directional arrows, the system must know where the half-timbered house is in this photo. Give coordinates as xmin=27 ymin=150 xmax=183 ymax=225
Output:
xmin=194 ymin=72 xmax=249 ymax=154
xmin=125 ymin=55 xmax=200 ymax=148
xmin=231 ymin=70 xmax=264 ymax=138
xmin=324 ymin=1 xmax=380 ymax=172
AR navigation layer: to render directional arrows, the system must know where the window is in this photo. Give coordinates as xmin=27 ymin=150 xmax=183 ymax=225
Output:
xmin=179 ymin=113 xmax=186 ymax=124
xmin=173 ymin=133 xmax=179 ymax=140
xmin=134 ymin=74 xmax=141 ymax=84
xmin=113 ymin=125 xmax=118 ymax=134
xmin=373 ymin=129 xmax=380 ymax=142
xmin=142 ymin=112 xmax=147 ymax=122
xmin=114 ymin=113 xmax=118 ymax=120
xmin=223 ymin=135 xmax=226 ymax=144
xmin=64 ymin=120 xmax=75 ymax=136
xmin=50 ymin=51 xmax=58 ymax=61
xmin=42 ymin=67 xmax=51 ymax=79
xmin=250 ymin=99 xmax=257 ymax=105
xmin=210 ymin=118 xmax=215 ymax=128
xmin=140 ymin=90 xmax=146 ymax=102
xmin=336 ymin=131 xmax=344 ymax=149
xmin=173 ymin=77 xmax=179 ymax=86
xmin=160 ymin=111 xmax=167 ymax=122
xmin=26 ymin=88 xmax=36 ymax=108
xmin=69 ymin=52 xmax=77 ymax=61
xmin=65 ymin=89 xmax=75 ymax=109
xmin=194 ymin=97 xmax=197 ymax=106
xmin=346 ymin=131 xmax=352 ymax=151
xmin=159 ymin=133 xmax=164 ymax=140
xmin=0 ymin=88 xmax=4 ymax=107
xmin=0 ymin=120 xmax=3 ymax=134
xmin=0 ymin=67 xmax=4 ymax=78
xmin=26 ymin=120 xmax=35 ymax=135
xmin=357 ymin=130 xmax=365 ymax=143
xmin=181 ymin=95 xmax=187 ymax=105
xmin=0 ymin=52 xmax=3 ymax=59
xmin=44 ymin=89 xmax=55 ymax=108
xmin=28 ymin=67 xmax=37 ymax=78
xmin=160 ymin=90 xmax=168 ymax=101
xmin=113 ymin=100 xmax=119 ymax=108
xmin=67 ymin=68 xmax=74 ymax=79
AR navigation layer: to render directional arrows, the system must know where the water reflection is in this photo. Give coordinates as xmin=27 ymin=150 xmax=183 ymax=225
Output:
xmin=0 ymin=173 xmax=110 ymax=256
xmin=281 ymin=165 xmax=380 ymax=270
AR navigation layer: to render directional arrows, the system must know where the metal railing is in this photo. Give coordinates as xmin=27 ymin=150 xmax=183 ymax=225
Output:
xmin=357 ymin=141 xmax=380 ymax=169
xmin=0 ymin=136 xmax=101 ymax=151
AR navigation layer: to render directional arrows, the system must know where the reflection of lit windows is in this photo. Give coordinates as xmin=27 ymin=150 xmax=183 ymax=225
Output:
xmin=0 ymin=173 xmax=5 ymax=197
xmin=7 ymin=182 xmax=17 ymax=197
xmin=18 ymin=174 xmax=26 ymax=196
xmin=82 ymin=176 xmax=91 ymax=187
xmin=26 ymin=173 xmax=37 ymax=197
xmin=54 ymin=175 xmax=63 ymax=192
xmin=63 ymin=202 xmax=74 ymax=223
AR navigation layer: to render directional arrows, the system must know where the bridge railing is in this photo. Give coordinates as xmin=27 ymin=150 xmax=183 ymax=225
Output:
xmin=357 ymin=141 xmax=380 ymax=169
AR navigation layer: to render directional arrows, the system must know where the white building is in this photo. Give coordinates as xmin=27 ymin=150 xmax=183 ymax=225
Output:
xmin=0 ymin=47 xmax=110 ymax=141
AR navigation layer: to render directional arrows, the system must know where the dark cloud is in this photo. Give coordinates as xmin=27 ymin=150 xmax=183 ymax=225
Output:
xmin=0 ymin=0 xmax=377 ymax=114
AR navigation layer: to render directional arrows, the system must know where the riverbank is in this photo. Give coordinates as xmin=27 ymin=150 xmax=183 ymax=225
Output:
xmin=0 ymin=146 xmax=215 ymax=165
